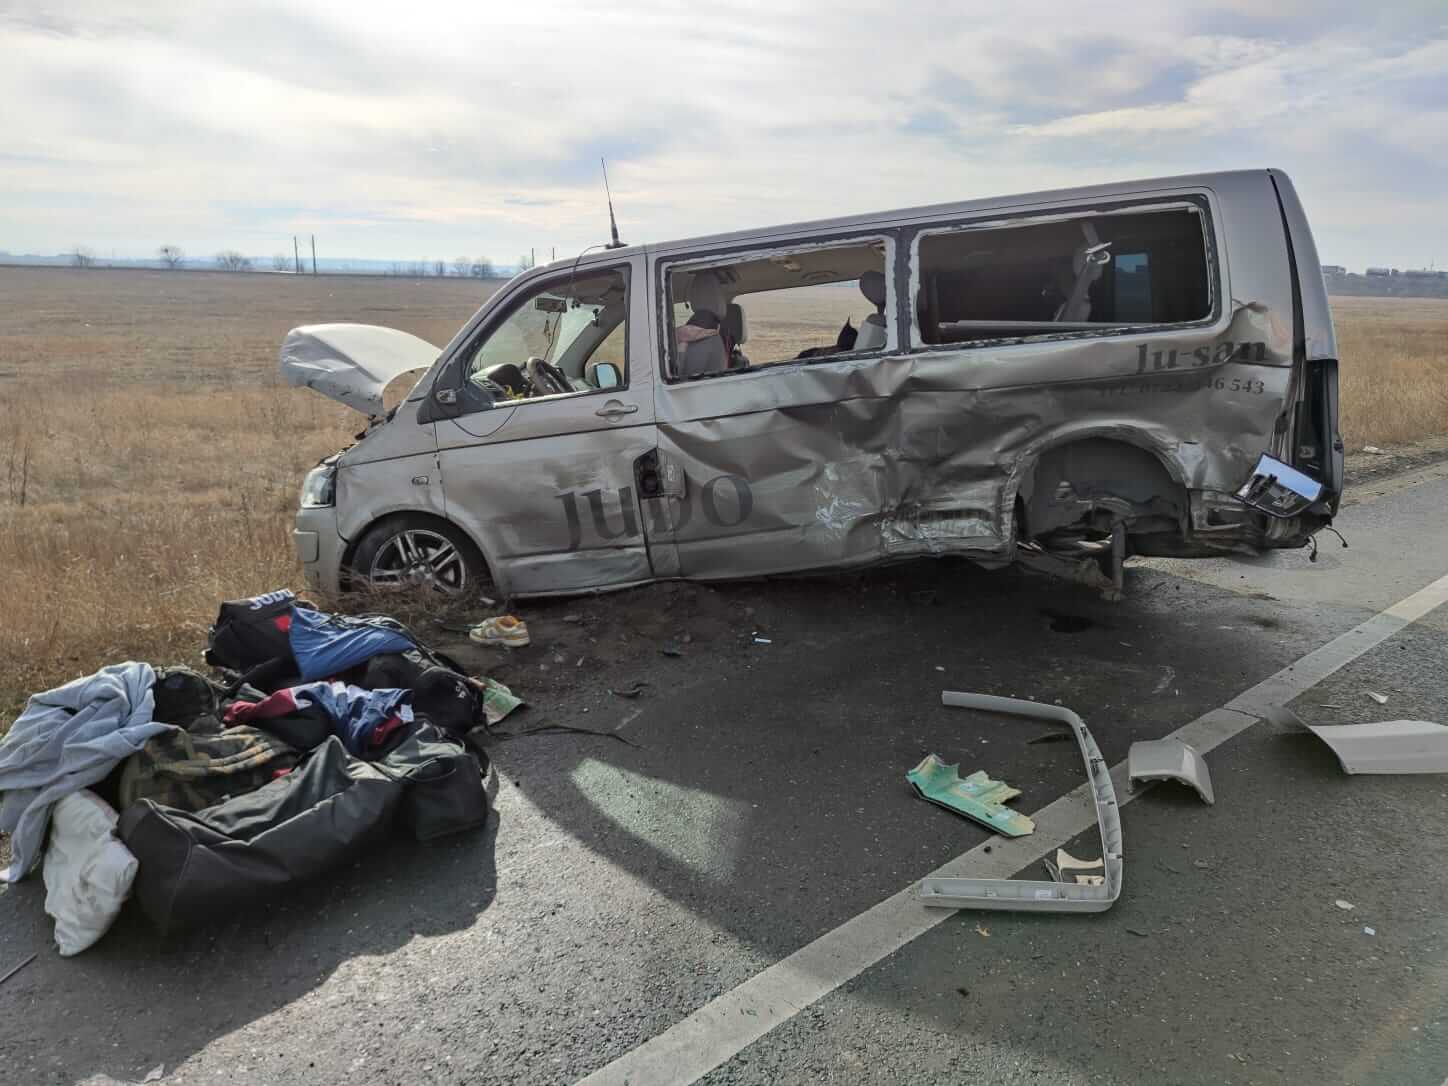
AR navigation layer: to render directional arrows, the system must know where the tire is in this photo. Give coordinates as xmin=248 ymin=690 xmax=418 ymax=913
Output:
xmin=348 ymin=516 xmax=488 ymax=598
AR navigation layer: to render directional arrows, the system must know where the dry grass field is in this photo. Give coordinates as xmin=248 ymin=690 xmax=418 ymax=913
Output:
xmin=1 ymin=266 xmax=1444 ymax=722
xmin=1331 ymin=296 xmax=1448 ymax=448
xmin=0 ymin=268 xmax=495 ymax=721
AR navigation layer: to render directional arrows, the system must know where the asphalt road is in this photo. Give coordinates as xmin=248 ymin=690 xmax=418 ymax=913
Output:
xmin=3 ymin=463 xmax=1447 ymax=1086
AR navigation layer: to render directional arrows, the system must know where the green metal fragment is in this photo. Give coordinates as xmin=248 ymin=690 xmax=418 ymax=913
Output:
xmin=906 ymin=753 xmax=1035 ymax=837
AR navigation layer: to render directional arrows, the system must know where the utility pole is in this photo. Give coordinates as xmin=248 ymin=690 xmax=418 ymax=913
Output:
xmin=551 ymin=246 xmax=555 ymax=262
xmin=293 ymin=236 xmax=301 ymax=274
xmin=310 ymin=235 xmax=317 ymax=275
xmin=531 ymin=247 xmax=535 ymax=269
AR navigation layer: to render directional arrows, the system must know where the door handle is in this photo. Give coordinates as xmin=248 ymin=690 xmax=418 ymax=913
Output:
xmin=595 ymin=401 xmax=639 ymax=419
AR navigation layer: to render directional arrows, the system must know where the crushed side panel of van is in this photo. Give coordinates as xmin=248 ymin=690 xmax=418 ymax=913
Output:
xmin=654 ymin=302 xmax=1298 ymax=580
xmin=651 ymin=175 xmax=1326 ymax=585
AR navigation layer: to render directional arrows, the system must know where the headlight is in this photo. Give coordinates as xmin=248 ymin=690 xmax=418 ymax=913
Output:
xmin=300 ymin=464 xmax=336 ymax=508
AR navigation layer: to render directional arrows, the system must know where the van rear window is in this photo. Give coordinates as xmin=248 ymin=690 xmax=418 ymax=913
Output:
xmin=914 ymin=207 xmax=1211 ymax=345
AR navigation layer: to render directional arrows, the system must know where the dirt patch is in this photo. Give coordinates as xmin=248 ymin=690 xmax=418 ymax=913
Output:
xmin=1343 ymin=433 xmax=1448 ymax=487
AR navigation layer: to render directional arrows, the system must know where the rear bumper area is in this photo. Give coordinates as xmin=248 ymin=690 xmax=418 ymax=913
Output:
xmin=294 ymin=506 xmax=347 ymax=596
xmin=1131 ymin=488 xmax=1328 ymax=559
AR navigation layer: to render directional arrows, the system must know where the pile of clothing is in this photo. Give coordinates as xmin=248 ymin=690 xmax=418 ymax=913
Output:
xmin=0 ymin=590 xmax=521 ymax=954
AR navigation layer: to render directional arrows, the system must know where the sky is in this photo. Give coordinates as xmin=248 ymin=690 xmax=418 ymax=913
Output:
xmin=2 ymin=0 xmax=1446 ymax=270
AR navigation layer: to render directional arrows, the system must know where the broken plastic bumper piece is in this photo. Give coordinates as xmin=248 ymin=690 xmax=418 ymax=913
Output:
xmin=1234 ymin=453 xmax=1323 ymax=518
xmin=1267 ymin=704 xmax=1448 ymax=774
xmin=918 ymin=693 xmax=1123 ymax=914
xmin=1127 ymin=738 xmax=1215 ymax=804
xmin=907 ymin=755 xmax=1034 ymax=837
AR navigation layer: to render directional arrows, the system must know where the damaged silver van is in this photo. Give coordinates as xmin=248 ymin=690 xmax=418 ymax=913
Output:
xmin=284 ymin=168 xmax=1342 ymax=599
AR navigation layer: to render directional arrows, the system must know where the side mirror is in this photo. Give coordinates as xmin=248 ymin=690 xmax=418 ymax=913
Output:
xmin=593 ymin=362 xmax=621 ymax=389
xmin=419 ymin=368 xmax=494 ymax=423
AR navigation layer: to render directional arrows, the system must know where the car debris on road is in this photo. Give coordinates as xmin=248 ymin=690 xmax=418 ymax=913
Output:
xmin=1269 ymin=705 xmax=1448 ymax=774
xmin=1127 ymin=737 xmax=1216 ymax=804
xmin=906 ymin=755 xmax=1035 ymax=837
xmin=917 ymin=692 xmax=1123 ymax=914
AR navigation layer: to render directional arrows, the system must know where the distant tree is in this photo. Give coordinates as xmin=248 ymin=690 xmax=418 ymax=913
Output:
xmin=432 ymin=259 xmax=446 ymax=277
xmin=70 ymin=247 xmax=95 ymax=268
xmin=452 ymin=257 xmax=472 ymax=277
xmin=471 ymin=258 xmax=494 ymax=279
xmin=408 ymin=261 xmax=427 ymax=277
xmin=388 ymin=262 xmax=406 ymax=276
xmin=215 ymin=250 xmax=253 ymax=271
xmin=158 ymin=245 xmax=185 ymax=269
xmin=271 ymin=253 xmax=290 ymax=272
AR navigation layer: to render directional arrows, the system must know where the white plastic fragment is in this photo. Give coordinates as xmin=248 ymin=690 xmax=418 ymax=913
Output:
xmin=1268 ymin=705 xmax=1448 ymax=775
xmin=919 ymin=692 xmax=1123 ymax=914
xmin=1056 ymin=848 xmax=1104 ymax=872
xmin=1127 ymin=738 xmax=1215 ymax=804
xmin=1304 ymin=720 xmax=1448 ymax=775
xmin=1365 ymin=691 xmax=1389 ymax=705
xmin=1363 ymin=926 xmax=1376 ymax=936
xmin=1335 ymin=899 xmax=1355 ymax=911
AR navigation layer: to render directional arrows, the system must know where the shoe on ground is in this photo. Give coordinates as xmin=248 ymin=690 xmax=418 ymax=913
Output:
xmin=469 ymin=614 xmax=530 ymax=648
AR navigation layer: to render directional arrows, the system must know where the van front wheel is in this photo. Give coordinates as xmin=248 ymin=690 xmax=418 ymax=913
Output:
xmin=349 ymin=517 xmax=487 ymax=598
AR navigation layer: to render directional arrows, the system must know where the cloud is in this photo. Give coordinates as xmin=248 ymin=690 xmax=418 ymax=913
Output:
xmin=0 ymin=0 xmax=1445 ymax=268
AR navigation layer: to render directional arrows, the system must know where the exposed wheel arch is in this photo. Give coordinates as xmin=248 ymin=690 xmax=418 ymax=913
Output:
xmin=1013 ymin=435 xmax=1188 ymax=544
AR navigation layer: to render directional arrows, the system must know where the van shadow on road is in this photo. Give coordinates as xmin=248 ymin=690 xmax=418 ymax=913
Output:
xmin=0 ymin=812 xmax=499 ymax=1083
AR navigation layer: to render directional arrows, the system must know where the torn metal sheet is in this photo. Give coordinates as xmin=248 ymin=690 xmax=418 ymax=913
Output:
xmin=906 ymin=755 xmax=1035 ymax=837
xmin=919 ymin=693 xmax=1123 ymax=913
xmin=1127 ymin=738 xmax=1216 ymax=804
xmin=1301 ymin=720 xmax=1448 ymax=775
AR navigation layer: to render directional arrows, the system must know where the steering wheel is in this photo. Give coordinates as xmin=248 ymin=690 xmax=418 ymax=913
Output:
xmin=525 ymin=356 xmax=573 ymax=396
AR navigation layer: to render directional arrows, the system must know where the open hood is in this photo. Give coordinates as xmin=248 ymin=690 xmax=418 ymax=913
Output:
xmin=279 ymin=323 xmax=441 ymax=416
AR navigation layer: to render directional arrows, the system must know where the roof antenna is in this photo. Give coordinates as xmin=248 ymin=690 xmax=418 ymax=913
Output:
xmin=601 ymin=158 xmax=625 ymax=249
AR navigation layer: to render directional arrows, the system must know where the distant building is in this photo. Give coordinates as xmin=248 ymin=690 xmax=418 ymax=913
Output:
xmin=1403 ymin=268 xmax=1447 ymax=279
xmin=1321 ymin=265 xmax=1347 ymax=275
xmin=1365 ymin=266 xmax=1393 ymax=277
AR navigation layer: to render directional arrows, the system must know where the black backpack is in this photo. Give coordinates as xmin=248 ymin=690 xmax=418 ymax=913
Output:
xmin=204 ymin=590 xmax=314 ymax=688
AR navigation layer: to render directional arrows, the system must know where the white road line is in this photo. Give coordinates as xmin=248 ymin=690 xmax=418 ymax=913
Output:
xmin=576 ymin=569 xmax=1448 ymax=1086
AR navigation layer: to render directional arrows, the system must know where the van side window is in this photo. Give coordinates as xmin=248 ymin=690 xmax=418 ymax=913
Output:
xmin=463 ymin=267 xmax=628 ymax=401
xmin=913 ymin=206 xmax=1210 ymax=346
xmin=665 ymin=240 xmax=889 ymax=380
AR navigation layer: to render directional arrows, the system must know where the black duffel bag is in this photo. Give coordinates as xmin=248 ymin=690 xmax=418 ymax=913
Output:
xmin=379 ymin=724 xmax=490 ymax=841
xmin=361 ymin=650 xmax=483 ymax=737
xmin=118 ymin=737 xmax=403 ymax=934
